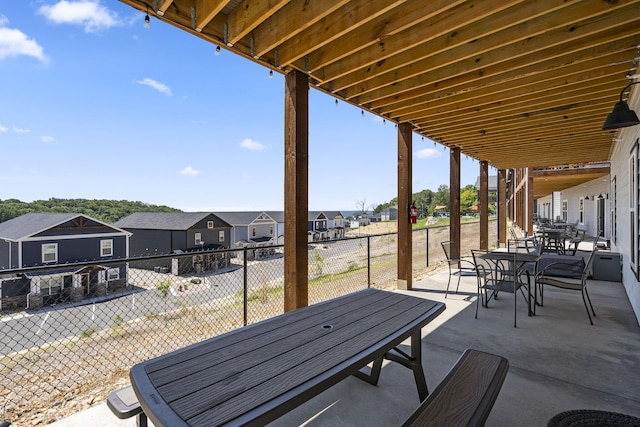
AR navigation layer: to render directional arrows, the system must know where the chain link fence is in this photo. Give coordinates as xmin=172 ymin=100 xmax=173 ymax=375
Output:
xmin=0 ymin=221 xmax=495 ymax=424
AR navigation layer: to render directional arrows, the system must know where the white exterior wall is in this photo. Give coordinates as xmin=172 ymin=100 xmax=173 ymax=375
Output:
xmin=559 ymin=178 xmax=610 ymax=238
xmin=608 ymin=87 xmax=640 ymax=324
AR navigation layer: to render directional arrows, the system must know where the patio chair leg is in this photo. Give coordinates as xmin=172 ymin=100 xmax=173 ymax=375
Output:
xmin=445 ymin=266 xmax=452 ymax=298
xmin=582 ymin=287 xmax=596 ymax=325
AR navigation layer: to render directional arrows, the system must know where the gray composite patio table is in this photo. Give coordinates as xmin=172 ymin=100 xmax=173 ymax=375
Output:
xmin=129 ymin=288 xmax=446 ymax=427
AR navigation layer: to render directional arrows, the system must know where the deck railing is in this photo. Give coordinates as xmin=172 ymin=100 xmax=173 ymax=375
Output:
xmin=0 ymin=221 xmax=495 ymax=424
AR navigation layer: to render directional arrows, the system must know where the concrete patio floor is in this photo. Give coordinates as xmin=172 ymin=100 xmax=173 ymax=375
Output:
xmin=49 ymin=251 xmax=640 ymax=426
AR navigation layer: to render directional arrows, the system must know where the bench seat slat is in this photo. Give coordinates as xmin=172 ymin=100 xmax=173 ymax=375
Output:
xmin=402 ymin=349 xmax=509 ymax=427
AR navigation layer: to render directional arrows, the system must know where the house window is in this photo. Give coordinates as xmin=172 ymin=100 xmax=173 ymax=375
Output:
xmin=195 ymin=233 xmax=202 ymax=245
xmin=579 ymin=198 xmax=584 ymax=224
xmin=107 ymin=268 xmax=120 ymax=281
xmin=269 ymin=226 xmax=274 ymax=235
xmin=219 ymin=230 xmax=225 ymax=242
xmin=251 ymin=227 xmax=256 ymax=237
xmin=207 ymin=221 xmax=214 ymax=229
xmin=561 ymin=200 xmax=568 ymax=221
xmin=42 ymin=243 xmax=58 ymax=263
xmin=100 ymin=239 xmax=113 ymax=257
xmin=40 ymin=276 xmax=63 ymax=295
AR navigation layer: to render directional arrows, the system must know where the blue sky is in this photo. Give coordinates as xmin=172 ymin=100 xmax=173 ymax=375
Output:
xmin=0 ymin=0 xmax=487 ymax=212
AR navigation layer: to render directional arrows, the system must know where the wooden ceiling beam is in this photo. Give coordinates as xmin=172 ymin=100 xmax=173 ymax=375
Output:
xmin=194 ymin=0 xmax=230 ymax=32
xmin=292 ymin=0 xmax=463 ymax=75
xmin=438 ymin=107 xmax=611 ymax=143
xmin=531 ymin=167 xmax=610 ymax=178
xmin=389 ymin=51 xmax=632 ymax=121
xmin=328 ymin=0 xmax=574 ymax=92
xmin=420 ymin=90 xmax=619 ymax=141
xmin=226 ymin=0 xmax=290 ymax=46
xmin=155 ymin=0 xmax=174 ymax=16
xmin=355 ymin=4 xmax=640 ymax=106
xmin=368 ymin=35 xmax=638 ymax=112
xmin=252 ymin=0 xmax=350 ymax=59
xmin=313 ymin=0 xmax=523 ymax=85
xmin=275 ymin=0 xmax=406 ymax=68
xmin=420 ymin=79 xmax=621 ymax=133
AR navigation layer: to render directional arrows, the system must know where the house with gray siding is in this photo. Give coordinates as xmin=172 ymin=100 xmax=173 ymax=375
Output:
xmin=381 ymin=206 xmax=398 ymax=221
xmin=0 ymin=213 xmax=130 ymax=310
xmin=114 ymin=212 xmax=231 ymax=274
xmin=308 ymin=211 xmax=345 ymax=241
xmin=214 ymin=212 xmax=279 ymax=260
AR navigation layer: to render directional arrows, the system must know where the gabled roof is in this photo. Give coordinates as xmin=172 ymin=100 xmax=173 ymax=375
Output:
xmin=322 ymin=211 xmax=344 ymax=219
xmin=214 ymin=211 xmax=276 ymax=226
xmin=114 ymin=212 xmax=229 ymax=230
xmin=264 ymin=211 xmax=284 ymax=222
xmin=308 ymin=211 xmax=327 ymax=221
xmin=0 ymin=213 xmax=129 ymax=241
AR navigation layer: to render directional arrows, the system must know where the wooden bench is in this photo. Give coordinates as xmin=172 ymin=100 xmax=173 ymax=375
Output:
xmin=106 ymin=385 xmax=147 ymax=427
xmin=401 ymin=349 xmax=509 ymax=427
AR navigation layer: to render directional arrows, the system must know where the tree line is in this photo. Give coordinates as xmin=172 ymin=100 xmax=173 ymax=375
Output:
xmin=0 ymin=198 xmax=181 ymax=224
xmin=373 ymin=184 xmax=495 ymax=218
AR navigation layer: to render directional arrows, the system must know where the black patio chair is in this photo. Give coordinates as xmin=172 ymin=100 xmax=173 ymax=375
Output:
xmin=535 ymin=247 xmax=598 ymax=325
xmin=441 ymin=241 xmax=476 ymax=298
xmin=472 ymin=249 xmax=533 ymax=328
xmin=566 ymin=229 xmax=586 ymax=255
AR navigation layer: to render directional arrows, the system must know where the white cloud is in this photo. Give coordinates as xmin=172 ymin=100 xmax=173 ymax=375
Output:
xmin=0 ymin=15 xmax=9 ymax=26
xmin=414 ymin=148 xmax=441 ymax=159
xmin=240 ymin=138 xmax=267 ymax=151
xmin=136 ymin=78 xmax=172 ymax=96
xmin=38 ymin=1 xmax=119 ymax=33
xmin=0 ymin=124 xmax=8 ymax=133
xmin=0 ymin=27 xmax=48 ymax=63
xmin=180 ymin=166 xmax=201 ymax=177
xmin=13 ymin=127 xmax=31 ymax=134
xmin=41 ymin=135 xmax=54 ymax=143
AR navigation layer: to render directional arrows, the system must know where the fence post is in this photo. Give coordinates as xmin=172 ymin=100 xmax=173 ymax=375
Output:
xmin=243 ymin=248 xmax=248 ymax=326
xmin=367 ymin=236 xmax=371 ymax=288
xmin=426 ymin=227 xmax=429 ymax=267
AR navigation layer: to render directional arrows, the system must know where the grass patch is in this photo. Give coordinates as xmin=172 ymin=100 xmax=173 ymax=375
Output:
xmin=79 ymin=328 xmax=98 ymax=339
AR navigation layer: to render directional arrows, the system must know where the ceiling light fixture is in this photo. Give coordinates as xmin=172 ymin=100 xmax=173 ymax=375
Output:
xmin=602 ymin=81 xmax=640 ymax=130
xmin=144 ymin=5 xmax=150 ymax=29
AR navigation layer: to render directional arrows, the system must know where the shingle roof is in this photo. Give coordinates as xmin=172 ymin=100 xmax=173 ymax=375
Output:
xmin=113 ymin=212 xmax=216 ymax=230
xmin=214 ymin=212 xmax=277 ymax=225
xmin=0 ymin=213 xmax=126 ymax=241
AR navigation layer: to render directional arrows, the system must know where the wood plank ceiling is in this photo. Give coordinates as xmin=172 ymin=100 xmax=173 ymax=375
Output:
xmin=118 ymin=0 xmax=640 ymax=177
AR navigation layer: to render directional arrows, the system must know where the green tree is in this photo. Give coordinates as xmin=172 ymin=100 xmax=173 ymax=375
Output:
xmin=460 ymin=184 xmax=478 ymax=213
xmin=431 ymin=185 xmax=450 ymax=214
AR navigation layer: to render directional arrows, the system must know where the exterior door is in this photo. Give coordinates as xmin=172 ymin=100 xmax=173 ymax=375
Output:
xmin=81 ymin=274 xmax=90 ymax=295
xmin=597 ymin=198 xmax=605 ymax=237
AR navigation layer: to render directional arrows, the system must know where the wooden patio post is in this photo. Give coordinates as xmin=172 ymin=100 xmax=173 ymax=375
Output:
xmin=498 ymin=169 xmax=507 ymax=246
xmin=397 ymin=122 xmax=413 ymax=290
xmin=284 ymin=70 xmax=308 ymax=311
xmin=527 ymin=170 xmax=534 ymax=236
xmin=450 ymin=147 xmax=461 ymax=254
xmin=479 ymin=160 xmax=488 ymax=250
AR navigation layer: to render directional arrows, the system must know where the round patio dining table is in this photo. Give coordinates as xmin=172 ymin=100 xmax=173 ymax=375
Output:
xmin=547 ymin=409 xmax=640 ymax=426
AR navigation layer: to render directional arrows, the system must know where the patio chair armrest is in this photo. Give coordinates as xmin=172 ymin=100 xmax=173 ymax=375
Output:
xmin=537 ymin=262 xmax=584 ymax=279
